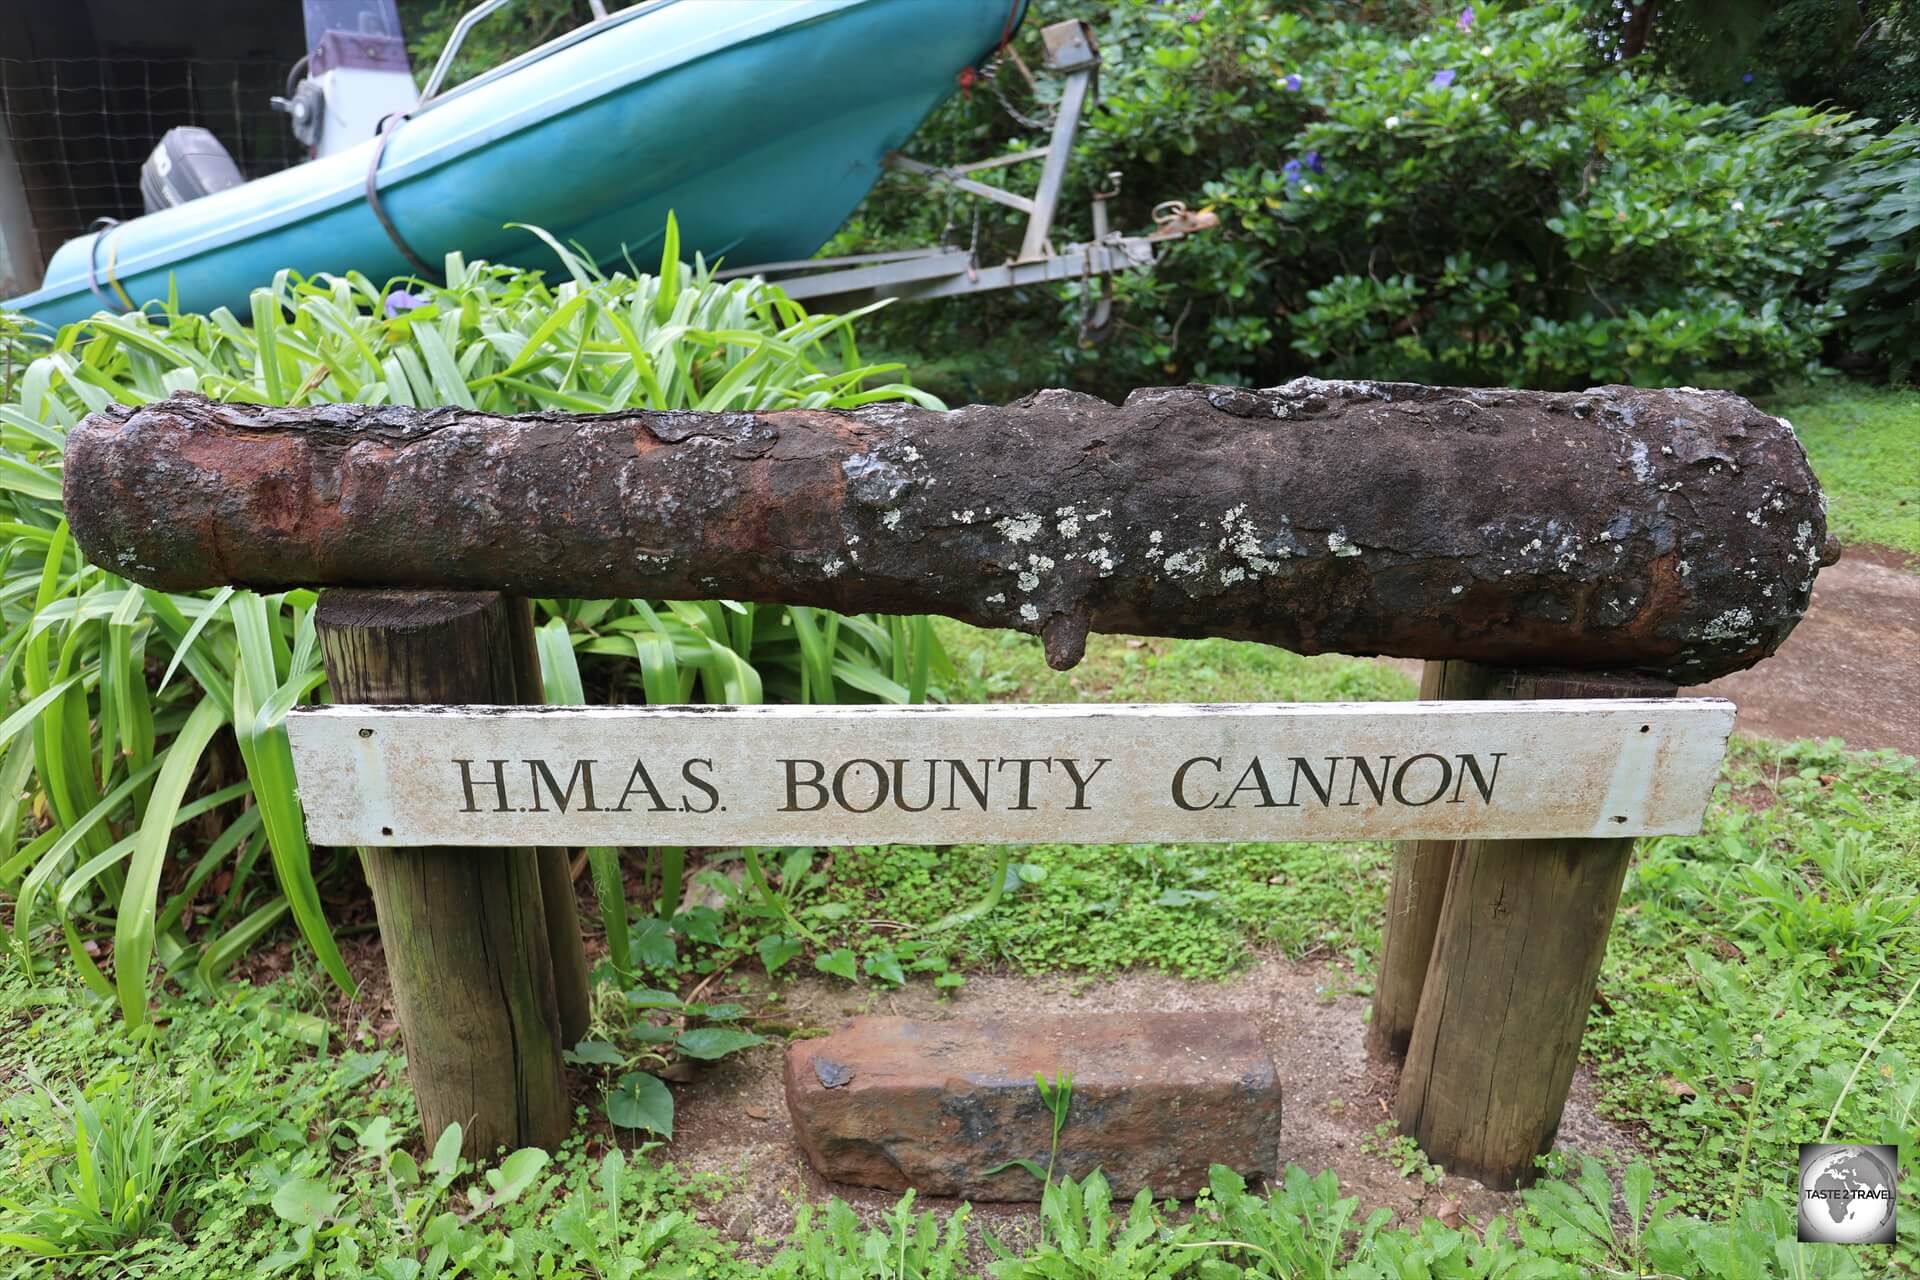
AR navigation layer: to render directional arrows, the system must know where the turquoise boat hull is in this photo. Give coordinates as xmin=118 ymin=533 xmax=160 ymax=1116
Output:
xmin=8 ymin=0 xmax=1022 ymax=330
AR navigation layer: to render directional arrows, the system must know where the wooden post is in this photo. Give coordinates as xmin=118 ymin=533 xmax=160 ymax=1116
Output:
xmin=316 ymin=590 xmax=572 ymax=1155
xmin=1366 ymin=659 xmax=1495 ymax=1061
xmin=1394 ymin=669 xmax=1676 ymax=1189
xmin=505 ymin=599 xmax=593 ymax=1049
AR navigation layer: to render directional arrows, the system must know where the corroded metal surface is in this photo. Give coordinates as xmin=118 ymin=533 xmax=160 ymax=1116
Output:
xmin=63 ymin=383 xmax=1837 ymax=682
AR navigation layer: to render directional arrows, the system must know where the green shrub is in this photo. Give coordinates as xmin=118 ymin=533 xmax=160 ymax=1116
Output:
xmin=0 ymin=226 xmax=947 ymax=1020
xmin=398 ymin=0 xmax=590 ymax=91
xmin=848 ymin=1 xmax=1859 ymax=397
xmin=1824 ymin=121 xmax=1920 ymax=381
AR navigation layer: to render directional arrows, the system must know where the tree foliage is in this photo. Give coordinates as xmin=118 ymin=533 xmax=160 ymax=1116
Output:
xmin=396 ymin=0 xmax=595 ymax=92
xmin=845 ymin=1 xmax=1903 ymax=398
xmin=1592 ymin=0 xmax=1920 ymax=124
xmin=1823 ymin=122 xmax=1920 ymax=382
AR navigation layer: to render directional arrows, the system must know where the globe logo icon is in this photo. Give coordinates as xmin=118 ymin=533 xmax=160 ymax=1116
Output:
xmin=1798 ymin=1143 xmax=1898 ymax=1245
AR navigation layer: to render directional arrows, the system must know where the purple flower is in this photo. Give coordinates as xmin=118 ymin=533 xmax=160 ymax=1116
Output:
xmin=1186 ymin=9 xmax=1203 ymax=22
xmin=1283 ymin=73 xmax=1302 ymax=91
xmin=1305 ymin=149 xmax=1324 ymax=174
xmin=1743 ymin=72 xmax=1754 ymax=83
xmin=1282 ymin=158 xmax=1303 ymax=185
xmin=384 ymin=289 xmax=426 ymax=318
xmin=1458 ymin=5 xmax=1475 ymax=31
xmin=1431 ymin=68 xmax=1456 ymax=89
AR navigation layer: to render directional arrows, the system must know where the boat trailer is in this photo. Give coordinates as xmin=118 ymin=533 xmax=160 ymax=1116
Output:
xmin=716 ymin=20 xmax=1216 ymax=328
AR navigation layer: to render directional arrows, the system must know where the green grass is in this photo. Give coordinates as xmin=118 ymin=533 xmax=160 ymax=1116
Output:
xmin=616 ymin=629 xmax=1410 ymax=989
xmin=798 ymin=736 xmax=1920 ymax=1246
xmin=785 ymin=628 xmax=1408 ymax=981
xmin=16 ymin=614 xmax=1907 ymax=1274
xmin=936 ymin=621 xmax=1418 ymax=706
xmin=3 ymin=623 xmax=1915 ymax=1271
xmin=0 ymin=963 xmax=744 ymax=1277
xmin=811 ymin=835 xmax=1387 ymax=982
xmin=2 ymin=946 xmax=1901 ymax=1278
xmin=1773 ymin=384 xmax=1920 ymax=556
xmin=665 ymin=735 xmax=1917 ymax=1260
xmin=1587 ymin=737 xmax=1920 ymax=1226
xmin=582 ymin=622 xmax=1920 ymax=1266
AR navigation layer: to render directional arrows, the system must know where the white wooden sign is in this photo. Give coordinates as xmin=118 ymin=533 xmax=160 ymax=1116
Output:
xmin=285 ymin=699 xmax=1732 ymax=848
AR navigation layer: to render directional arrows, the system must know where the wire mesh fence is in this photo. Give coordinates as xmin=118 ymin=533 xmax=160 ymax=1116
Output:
xmin=0 ymin=55 xmax=308 ymax=285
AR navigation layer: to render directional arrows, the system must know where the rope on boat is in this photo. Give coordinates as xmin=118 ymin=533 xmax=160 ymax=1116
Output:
xmin=364 ymin=114 xmax=442 ymax=283
xmin=84 ymin=219 xmax=134 ymax=313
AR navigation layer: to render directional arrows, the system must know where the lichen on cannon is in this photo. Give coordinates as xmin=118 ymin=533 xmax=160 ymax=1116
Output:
xmin=62 ymin=380 xmax=1836 ymax=683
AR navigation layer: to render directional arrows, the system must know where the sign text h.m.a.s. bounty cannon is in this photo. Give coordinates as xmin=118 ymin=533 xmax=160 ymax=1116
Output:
xmin=63 ymin=379 xmax=1832 ymax=1189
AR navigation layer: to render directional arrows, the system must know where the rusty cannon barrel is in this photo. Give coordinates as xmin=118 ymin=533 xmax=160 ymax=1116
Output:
xmin=63 ymin=381 xmax=1836 ymax=682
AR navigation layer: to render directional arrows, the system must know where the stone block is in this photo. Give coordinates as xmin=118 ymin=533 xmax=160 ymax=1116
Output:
xmin=784 ymin=1013 xmax=1280 ymax=1200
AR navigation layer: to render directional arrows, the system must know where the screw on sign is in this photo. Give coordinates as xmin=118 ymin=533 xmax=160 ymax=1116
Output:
xmin=59 ymin=381 xmax=1832 ymax=1186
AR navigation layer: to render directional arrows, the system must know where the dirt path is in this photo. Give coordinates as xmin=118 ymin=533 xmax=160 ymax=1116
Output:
xmin=660 ymin=956 xmax=1644 ymax=1255
xmin=1695 ymin=545 xmax=1920 ymax=757
xmin=1379 ymin=545 xmax=1919 ymax=756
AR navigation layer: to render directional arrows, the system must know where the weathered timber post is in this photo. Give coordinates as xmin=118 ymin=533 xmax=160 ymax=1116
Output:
xmin=1393 ymin=668 xmax=1675 ymax=1189
xmin=1366 ymin=659 xmax=1497 ymax=1061
xmin=316 ymin=590 xmax=573 ymax=1154
xmin=505 ymin=599 xmax=593 ymax=1048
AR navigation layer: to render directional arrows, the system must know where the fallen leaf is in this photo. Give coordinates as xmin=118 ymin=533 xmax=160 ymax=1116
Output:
xmin=1660 ymin=1077 xmax=1698 ymax=1101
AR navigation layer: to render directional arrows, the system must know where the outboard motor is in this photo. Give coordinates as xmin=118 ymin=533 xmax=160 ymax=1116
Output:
xmin=139 ymin=127 xmax=245 ymax=213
